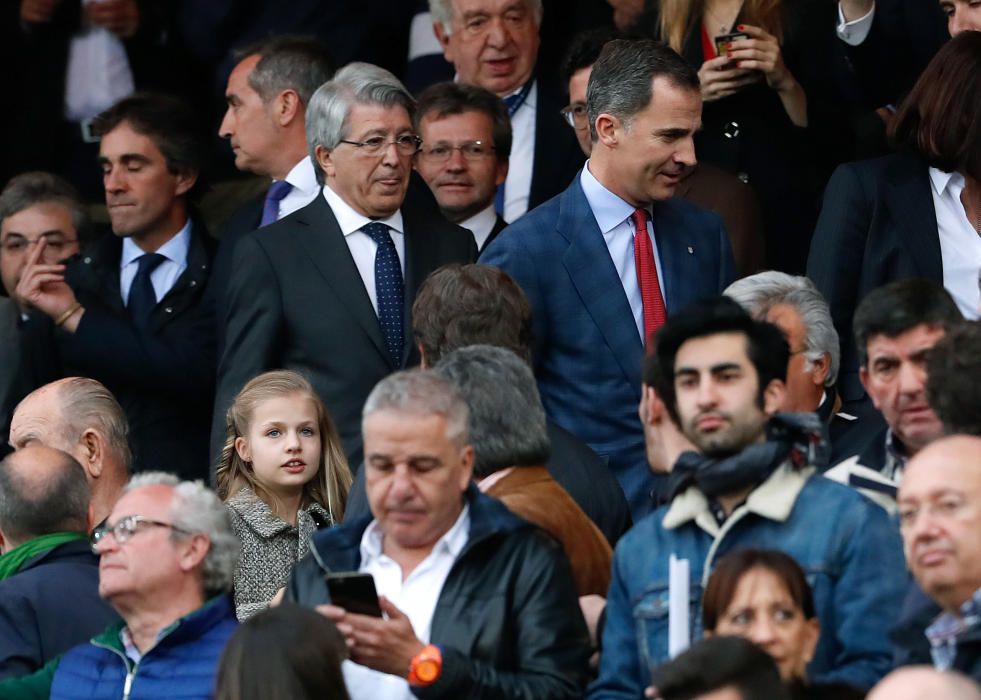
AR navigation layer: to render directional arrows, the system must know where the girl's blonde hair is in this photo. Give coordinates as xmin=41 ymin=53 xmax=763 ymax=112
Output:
xmin=216 ymin=370 xmax=351 ymax=523
xmin=658 ymin=0 xmax=784 ymax=55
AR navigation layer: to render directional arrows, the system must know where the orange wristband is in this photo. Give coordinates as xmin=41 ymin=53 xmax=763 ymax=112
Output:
xmin=408 ymin=644 xmax=442 ymax=686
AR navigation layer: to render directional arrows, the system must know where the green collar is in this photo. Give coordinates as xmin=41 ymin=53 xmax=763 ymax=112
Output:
xmin=0 ymin=532 xmax=88 ymax=581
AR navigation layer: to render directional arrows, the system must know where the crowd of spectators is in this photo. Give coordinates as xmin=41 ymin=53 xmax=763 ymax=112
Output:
xmin=0 ymin=0 xmax=980 ymax=698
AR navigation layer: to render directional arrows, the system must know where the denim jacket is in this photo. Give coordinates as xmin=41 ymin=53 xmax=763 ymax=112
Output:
xmin=588 ymin=463 xmax=906 ymax=698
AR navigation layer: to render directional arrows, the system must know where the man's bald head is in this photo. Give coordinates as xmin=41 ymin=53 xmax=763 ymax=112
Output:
xmin=868 ymin=666 xmax=981 ymax=700
xmin=899 ymin=435 xmax=981 ymax=611
xmin=0 ymin=446 xmax=90 ymax=550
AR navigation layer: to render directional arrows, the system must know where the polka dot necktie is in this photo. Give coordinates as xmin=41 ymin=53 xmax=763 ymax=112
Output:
xmin=362 ymin=222 xmax=404 ymax=366
xmin=128 ymin=253 xmax=165 ymax=329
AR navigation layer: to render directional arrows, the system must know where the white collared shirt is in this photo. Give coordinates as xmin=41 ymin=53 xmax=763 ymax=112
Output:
xmin=119 ymin=220 xmax=191 ymax=305
xmin=275 ymin=156 xmax=322 ymax=221
xmin=63 ymin=0 xmax=134 ymax=121
xmin=322 ymin=185 xmax=406 ymax=316
xmin=501 ymin=81 xmax=536 ymax=223
xmin=929 ymin=167 xmax=981 ymax=319
xmin=579 ymin=162 xmax=666 ymax=341
xmin=342 ymin=505 xmax=471 ymax=700
xmin=459 ymin=204 xmax=498 ymax=251
xmin=836 ymin=3 xmax=875 ymax=46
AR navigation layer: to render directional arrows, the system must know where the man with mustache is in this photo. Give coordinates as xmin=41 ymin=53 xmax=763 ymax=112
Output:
xmin=482 ymin=39 xmax=736 ymax=519
xmin=215 ymin=63 xmax=477 ymax=473
xmin=589 ymin=296 xmax=905 ymax=697
xmin=825 ymin=280 xmax=962 ymax=511
xmin=13 ymin=94 xmax=217 ymax=480
xmin=413 ymin=82 xmax=510 ymax=253
xmin=894 ymin=435 xmax=981 ymax=681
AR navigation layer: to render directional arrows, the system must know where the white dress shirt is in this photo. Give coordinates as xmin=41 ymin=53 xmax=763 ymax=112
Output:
xmin=64 ymin=0 xmax=135 ymax=122
xmin=322 ymin=185 xmax=405 ymax=316
xmin=930 ymin=167 xmax=981 ymax=319
xmin=502 ymin=81 xmax=537 ymax=223
xmin=275 ymin=156 xmax=322 ymax=221
xmin=342 ymin=505 xmax=471 ymax=700
xmin=836 ymin=3 xmax=875 ymax=46
xmin=119 ymin=220 xmax=191 ymax=306
xmin=579 ymin=163 xmax=666 ymax=342
xmin=459 ymin=204 xmax=498 ymax=251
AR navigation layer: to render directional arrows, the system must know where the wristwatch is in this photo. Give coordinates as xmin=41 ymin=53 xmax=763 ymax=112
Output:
xmin=408 ymin=644 xmax=442 ymax=686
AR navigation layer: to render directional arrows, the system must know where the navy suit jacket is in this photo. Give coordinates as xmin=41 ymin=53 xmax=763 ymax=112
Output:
xmin=480 ymin=175 xmax=736 ymax=519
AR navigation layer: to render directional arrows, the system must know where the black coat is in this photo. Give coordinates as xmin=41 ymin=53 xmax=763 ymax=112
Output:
xmin=343 ymin=420 xmax=632 ymax=546
xmin=20 ymin=224 xmax=218 ymax=480
xmin=0 ymin=539 xmax=118 ymax=679
xmin=213 ymin=192 xmax=477 ymax=472
xmin=285 ymin=485 xmax=591 ymax=699
xmin=806 ymin=151 xmax=943 ymax=404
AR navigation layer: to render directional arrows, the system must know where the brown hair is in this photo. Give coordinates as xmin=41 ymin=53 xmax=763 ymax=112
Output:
xmin=702 ymin=549 xmax=815 ymax=632
xmin=412 ymin=264 xmax=533 ymax=365
xmin=890 ymin=31 xmax=981 ymax=181
xmin=216 ymin=370 xmax=351 ymax=522
xmin=658 ymin=0 xmax=783 ymax=55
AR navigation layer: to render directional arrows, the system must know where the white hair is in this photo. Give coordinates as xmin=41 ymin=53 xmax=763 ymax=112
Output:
xmin=428 ymin=0 xmax=543 ymax=34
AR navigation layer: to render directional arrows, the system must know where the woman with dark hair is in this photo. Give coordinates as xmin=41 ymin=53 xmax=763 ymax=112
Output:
xmin=215 ymin=604 xmax=351 ymax=700
xmin=808 ymin=31 xmax=981 ymax=409
xmin=703 ymin=549 xmax=866 ymax=699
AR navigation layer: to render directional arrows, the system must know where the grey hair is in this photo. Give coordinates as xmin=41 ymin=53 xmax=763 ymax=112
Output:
xmin=233 ymin=35 xmax=335 ymax=106
xmin=428 ymin=0 xmax=543 ymax=34
xmin=362 ymin=369 xmax=469 ymax=447
xmin=586 ymin=38 xmax=699 ymax=142
xmin=0 ymin=171 xmax=87 ymax=235
xmin=433 ymin=345 xmax=549 ymax=479
xmin=124 ymin=472 xmax=239 ymax=596
xmin=56 ymin=377 xmax=132 ymax=472
xmin=305 ymin=62 xmax=415 ymax=184
xmin=724 ymin=271 xmax=840 ymax=386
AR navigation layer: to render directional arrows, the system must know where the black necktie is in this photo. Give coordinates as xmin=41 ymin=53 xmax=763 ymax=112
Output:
xmin=128 ymin=253 xmax=165 ymax=329
xmin=362 ymin=222 xmax=404 ymax=367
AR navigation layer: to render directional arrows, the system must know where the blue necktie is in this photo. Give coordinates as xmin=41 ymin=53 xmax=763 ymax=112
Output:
xmin=128 ymin=253 xmax=165 ymax=329
xmin=494 ymin=91 xmax=525 ymax=217
xmin=260 ymin=180 xmax=294 ymax=227
xmin=362 ymin=222 xmax=404 ymax=366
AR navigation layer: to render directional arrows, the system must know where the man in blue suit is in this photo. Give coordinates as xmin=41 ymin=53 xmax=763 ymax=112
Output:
xmin=481 ymin=38 xmax=736 ymax=519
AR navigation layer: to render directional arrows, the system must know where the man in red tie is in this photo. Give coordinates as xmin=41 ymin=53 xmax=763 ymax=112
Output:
xmin=481 ymin=38 xmax=736 ymax=519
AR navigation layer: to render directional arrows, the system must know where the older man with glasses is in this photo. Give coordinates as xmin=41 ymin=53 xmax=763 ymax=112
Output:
xmin=414 ymin=82 xmax=511 ymax=252
xmin=214 ymin=62 xmax=477 ymax=474
xmin=0 ymin=472 xmax=240 ymax=699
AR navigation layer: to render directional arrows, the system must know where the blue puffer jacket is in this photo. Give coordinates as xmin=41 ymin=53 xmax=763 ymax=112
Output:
xmin=49 ymin=594 xmax=237 ymax=700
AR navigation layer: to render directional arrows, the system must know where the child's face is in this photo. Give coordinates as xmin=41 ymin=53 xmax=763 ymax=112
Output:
xmin=235 ymin=393 xmax=322 ymax=498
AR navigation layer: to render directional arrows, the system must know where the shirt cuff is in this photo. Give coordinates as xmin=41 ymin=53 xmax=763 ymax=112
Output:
xmin=837 ymin=2 xmax=875 ymax=46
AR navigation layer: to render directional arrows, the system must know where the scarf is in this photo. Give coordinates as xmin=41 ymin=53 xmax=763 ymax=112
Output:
xmin=0 ymin=531 xmax=88 ymax=582
xmin=667 ymin=412 xmax=828 ymax=501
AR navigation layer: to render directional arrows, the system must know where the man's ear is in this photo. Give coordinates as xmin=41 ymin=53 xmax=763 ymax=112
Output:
xmin=639 ymin=384 xmax=665 ymax=426
xmin=494 ymin=158 xmax=509 ymax=187
xmin=433 ymin=21 xmax=454 ymax=61
xmin=314 ymin=144 xmax=334 ymax=181
xmin=179 ymin=533 xmax=211 ymax=573
xmin=458 ymin=444 xmax=475 ymax=488
xmin=810 ymin=352 xmax=831 ymax=387
xmin=79 ymin=429 xmax=104 ymax=479
xmin=275 ymin=89 xmax=301 ymax=127
xmin=418 ymin=343 xmax=429 ymax=369
xmin=594 ymin=113 xmax=620 ymax=148
xmin=762 ymin=378 xmax=787 ymax=416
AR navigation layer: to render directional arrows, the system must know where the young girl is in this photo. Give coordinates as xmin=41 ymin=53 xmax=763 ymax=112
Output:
xmin=217 ymin=370 xmax=352 ymax=620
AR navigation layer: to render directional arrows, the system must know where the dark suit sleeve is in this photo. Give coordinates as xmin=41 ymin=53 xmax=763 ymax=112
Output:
xmin=57 ymin=297 xmax=215 ymax=397
xmin=211 ymin=234 xmax=285 ymax=468
xmin=0 ymin=592 xmax=39 ymax=679
xmin=807 ymin=163 xmax=871 ymax=387
xmin=716 ymin=217 xmax=737 ymax=291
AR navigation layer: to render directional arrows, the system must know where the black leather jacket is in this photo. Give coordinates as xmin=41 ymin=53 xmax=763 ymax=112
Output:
xmin=285 ymin=485 xmax=591 ymax=699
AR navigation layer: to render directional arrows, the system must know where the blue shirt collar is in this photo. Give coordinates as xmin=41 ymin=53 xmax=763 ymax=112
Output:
xmin=120 ymin=219 xmax=192 ymax=270
xmin=579 ymin=161 xmax=651 ymax=234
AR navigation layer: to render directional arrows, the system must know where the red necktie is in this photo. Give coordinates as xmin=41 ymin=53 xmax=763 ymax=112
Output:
xmin=632 ymin=208 xmax=666 ymax=348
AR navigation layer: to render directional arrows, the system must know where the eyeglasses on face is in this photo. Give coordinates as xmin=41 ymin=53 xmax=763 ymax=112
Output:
xmin=337 ymin=134 xmax=422 ymax=156
xmin=90 ymin=515 xmax=191 ymax=553
xmin=1 ymin=233 xmax=78 ymax=256
xmin=418 ymin=140 xmax=497 ymax=162
xmin=560 ymin=102 xmax=588 ymax=129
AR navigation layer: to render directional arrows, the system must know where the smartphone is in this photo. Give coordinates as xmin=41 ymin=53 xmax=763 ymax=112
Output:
xmin=714 ymin=31 xmax=749 ymax=57
xmin=325 ymin=572 xmax=383 ymax=617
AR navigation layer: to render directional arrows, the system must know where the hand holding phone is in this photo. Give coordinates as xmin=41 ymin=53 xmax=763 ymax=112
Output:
xmin=325 ymin=572 xmax=383 ymax=617
xmin=714 ymin=31 xmax=749 ymax=57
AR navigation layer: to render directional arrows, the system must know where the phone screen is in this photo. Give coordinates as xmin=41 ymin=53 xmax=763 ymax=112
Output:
xmin=325 ymin=572 xmax=383 ymax=617
xmin=714 ymin=31 xmax=749 ymax=57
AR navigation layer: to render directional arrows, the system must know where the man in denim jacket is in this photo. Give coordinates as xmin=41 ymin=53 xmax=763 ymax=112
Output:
xmin=589 ymin=297 xmax=906 ymax=698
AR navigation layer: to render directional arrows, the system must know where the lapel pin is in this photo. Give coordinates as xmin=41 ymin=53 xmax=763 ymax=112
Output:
xmin=687 ymin=246 xmax=694 ymax=255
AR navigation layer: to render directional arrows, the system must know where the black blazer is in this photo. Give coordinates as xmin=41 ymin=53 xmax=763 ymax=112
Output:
xmin=20 ymin=223 xmax=218 ymax=480
xmin=528 ymin=80 xmax=586 ymax=213
xmin=807 ymin=151 xmax=942 ymax=402
xmin=213 ymin=194 xmax=478 ymax=472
